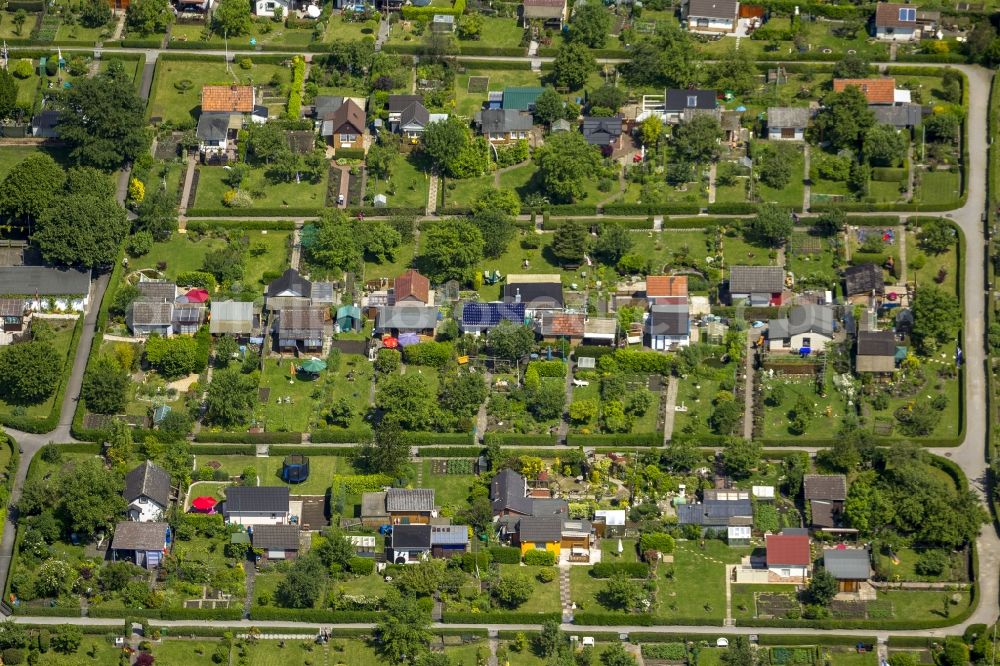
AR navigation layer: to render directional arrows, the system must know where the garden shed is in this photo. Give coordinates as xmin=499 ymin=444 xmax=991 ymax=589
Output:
xmin=336 ymin=305 xmax=362 ymax=332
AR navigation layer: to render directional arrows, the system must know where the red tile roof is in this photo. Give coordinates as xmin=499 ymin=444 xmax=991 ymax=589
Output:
xmin=201 ymin=85 xmax=255 ymax=113
xmin=646 ymin=275 xmax=688 ymax=298
xmin=766 ymin=534 xmax=811 ymax=567
xmin=394 ymin=269 xmax=430 ymax=304
xmin=832 ymin=78 xmax=896 ymax=105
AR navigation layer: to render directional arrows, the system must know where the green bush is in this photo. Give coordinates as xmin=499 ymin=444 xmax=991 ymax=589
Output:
xmin=490 ymin=546 xmax=522 ymax=564
xmin=590 ymin=562 xmax=649 ymax=578
xmin=402 ymin=341 xmax=453 ymax=367
xmin=523 ymin=550 xmax=556 ymax=566
xmin=638 ymin=532 xmax=675 ymax=554
xmin=526 ymin=360 xmax=566 ymax=378
xmin=348 ymin=557 xmax=375 ymax=575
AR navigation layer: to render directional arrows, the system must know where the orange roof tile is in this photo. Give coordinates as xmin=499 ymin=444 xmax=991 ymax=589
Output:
xmin=646 ymin=275 xmax=688 ymax=298
xmin=201 ymin=85 xmax=255 ymax=113
xmin=394 ymin=269 xmax=430 ymax=304
xmin=832 ymin=78 xmax=896 ymax=105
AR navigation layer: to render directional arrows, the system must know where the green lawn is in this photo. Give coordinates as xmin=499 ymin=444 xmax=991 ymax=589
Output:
xmin=474 ymin=233 xmax=587 ymax=301
xmin=759 ymin=372 xmax=846 ymax=440
xmin=722 ymin=233 xmax=777 ymax=267
xmin=672 ymin=374 xmax=726 ymax=439
xmin=363 ymin=239 xmax=416 ymax=282
xmin=148 ymin=640 xmax=220 ymax=663
xmin=755 ymin=150 xmax=805 ymax=208
xmin=787 ymin=232 xmax=840 ymax=293
xmin=192 ymin=454 xmax=351 ymax=495
xmin=256 ymin=359 xmax=327 ymax=433
xmin=914 ymin=170 xmax=962 ymax=207
xmin=629 ymin=229 xmax=713 ymax=277
xmin=132 ymin=229 xmax=291 ymax=287
xmin=367 ymin=152 xmax=430 ymax=209
xmin=497 ymin=564 xmax=561 ymax=613
xmin=420 ymin=460 xmax=475 ymax=512
xmin=169 ymin=21 xmax=316 ymax=48
xmin=148 ymin=59 xmax=290 ymax=125
xmin=321 ymin=15 xmax=376 ymax=43
xmin=880 ymin=589 xmax=971 ymax=622
xmin=497 ymin=162 xmax=536 ymax=194
xmin=876 ymin=546 xmax=968 ymax=583
xmin=905 ymin=222 xmax=959 ymax=297
xmin=0 ymin=145 xmax=69 ymax=180
xmin=453 ymin=69 xmax=543 ymax=117
xmin=601 ymin=538 xmax=638 ymax=562
xmin=194 ymin=165 xmax=328 ymax=211
xmin=442 ymin=174 xmax=494 ymax=208
xmin=0 ymin=318 xmax=78 ymax=424
xmin=658 ymin=541 xmax=751 ymax=621
xmin=54 ymin=20 xmax=109 ymax=42
xmin=35 ymin=638 xmax=124 ymax=664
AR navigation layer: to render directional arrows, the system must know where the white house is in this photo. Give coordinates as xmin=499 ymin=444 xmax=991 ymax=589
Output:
xmin=0 ymin=266 xmax=91 ymax=313
xmin=765 ymin=533 xmax=811 ymax=583
xmin=254 ymin=0 xmax=290 ymax=17
xmin=684 ymin=0 xmax=739 ymax=33
xmin=874 ymin=2 xmax=920 ymax=41
xmin=223 ymin=486 xmax=290 ymax=526
xmin=647 ymin=303 xmax=690 ymax=350
xmin=124 ymin=461 xmax=171 ymax=523
xmin=767 ymin=304 xmax=835 ymax=353
xmin=767 ymin=107 xmax=810 ymax=141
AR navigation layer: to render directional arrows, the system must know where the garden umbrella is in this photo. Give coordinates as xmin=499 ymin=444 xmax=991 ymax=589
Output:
xmin=191 ymin=497 xmax=217 ymax=512
xmin=617 ymin=539 xmax=623 ymax=555
xmin=382 ymin=336 xmax=399 ymax=349
xmin=184 ymin=288 xmax=210 ymax=303
xmin=299 ymin=358 xmax=327 ymax=373
xmin=398 ymin=332 xmax=420 ymax=347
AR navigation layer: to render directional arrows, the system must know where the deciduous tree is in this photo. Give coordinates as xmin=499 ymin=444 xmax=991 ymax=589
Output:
xmin=0 ymin=341 xmax=61 ymax=405
xmin=673 ymin=114 xmax=723 ymax=164
xmin=212 ymin=0 xmax=253 ymax=36
xmin=57 ymin=458 xmax=126 ymax=537
xmin=0 ymin=153 xmax=65 ymax=226
xmin=552 ymin=41 xmax=596 ymax=91
xmin=81 ymin=355 xmax=128 ymax=415
xmin=570 ymin=3 xmax=610 ymax=48
xmin=204 ymin=368 xmax=257 ymax=427
xmin=418 ymin=218 xmax=484 ymax=283
xmin=125 ymin=0 xmax=173 ymax=35
xmin=534 ymin=132 xmax=601 ymax=203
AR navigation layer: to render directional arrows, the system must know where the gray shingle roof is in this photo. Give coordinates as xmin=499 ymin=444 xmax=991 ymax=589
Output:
xmin=729 ymin=266 xmax=785 ymax=294
xmin=361 ymin=491 xmax=389 ymax=518
xmin=581 ymin=116 xmax=623 ymax=146
xmin=823 ymin=548 xmax=872 ymax=580
xmin=377 ymin=305 xmax=439 ymax=330
xmin=313 ymin=95 xmax=344 ymax=120
xmin=251 ymin=524 xmax=301 ymax=550
xmin=388 ymin=95 xmax=422 ymax=113
xmin=112 ymin=521 xmax=168 ymax=551
xmin=844 ymin=263 xmax=884 ymax=296
xmin=0 ymin=266 xmax=90 ymax=296
xmin=277 ymin=307 xmax=326 ymax=339
xmin=196 ymin=112 xmax=234 ymax=141
xmin=399 ymin=101 xmax=430 ymax=129
xmin=648 ymin=304 xmax=690 ymax=336
xmin=129 ymin=301 xmax=173 ymax=326
xmin=871 ymin=104 xmax=924 ymax=128
xmin=491 ymin=468 xmax=532 ymax=515
xmin=517 ymin=515 xmax=563 ymax=542
xmin=686 ymin=0 xmax=738 ymax=19
xmin=769 ymin=304 xmax=834 ymax=339
xmin=386 ymin=488 xmax=435 ymax=512
xmin=803 ymin=474 xmax=847 ymax=501
xmin=665 ymin=89 xmax=717 ymax=112
xmin=224 ymin=486 xmax=289 ymax=514
xmin=124 ymin=461 xmax=171 ymax=507
xmin=267 ymin=269 xmax=311 ymax=298
xmin=477 ymin=109 xmax=534 ymax=134
xmin=767 ymin=107 xmax=811 ymax=129
xmin=137 ymin=280 xmax=177 ymax=302
xmin=0 ymin=299 xmax=26 ymax=317
xmin=856 ymin=331 xmax=897 ymax=357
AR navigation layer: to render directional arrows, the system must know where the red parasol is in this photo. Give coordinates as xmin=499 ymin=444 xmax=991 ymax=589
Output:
xmin=382 ymin=336 xmax=399 ymax=349
xmin=184 ymin=288 xmax=210 ymax=303
xmin=191 ymin=496 xmax=217 ymax=511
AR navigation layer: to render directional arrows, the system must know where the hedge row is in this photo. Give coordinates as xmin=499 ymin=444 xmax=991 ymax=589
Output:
xmin=458 ymin=45 xmax=526 ymax=57
xmin=347 ymin=206 xmax=423 ymax=217
xmin=541 ymin=218 xmax=654 ymax=231
xmin=489 ymin=546 xmax=521 ymax=564
xmin=186 ymin=219 xmax=298 ymax=232
xmin=160 ymin=626 xmax=317 ymax=637
xmin=565 ymin=433 xmax=662 ymax=447
xmin=416 ymin=447 xmax=482 ymax=457
xmin=441 ymin=611 xmax=560 ymax=624
xmin=590 ymin=561 xmax=650 ymax=578
xmin=601 ymin=203 xmax=701 ymax=215
xmin=14 ymin=606 xmax=80 ymax=617
xmin=190 ymin=444 xmax=257 ymax=455
xmin=457 ymin=58 xmax=531 ymax=70
xmin=157 ymin=53 xmax=227 ymax=63
xmin=705 ymin=202 xmax=758 ymax=214
xmin=193 ymin=432 xmax=302 ymax=444
xmin=160 ymin=607 xmax=243 ymax=620
xmin=757 ymin=635 xmax=878 ymax=646
xmin=401 ymin=0 xmax=466 ymax=18
xmin=810 ymin=201 xmax=961 ymax=213
xmin=402 ymin=432 xmax=475 ymax=446
xmin=485 ymin=433 xmax=557 ymax=446
xmin=249 ymin=608 xmax=382 ymax=622
xmin=271 ymin=445 xmax=355 ymax=456
xmin=185 ymin=207 xmax=322 ymax=217
xmin=573 ymin=613 xmax=724 ymax=626
xmin=310 ymin=429 xmax=371 ymax=443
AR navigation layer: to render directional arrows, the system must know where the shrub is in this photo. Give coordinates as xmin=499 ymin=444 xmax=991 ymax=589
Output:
xmin=527 ymin=360 xmax=566 ymax=378
xmin=126 ymin=231 xmax=153 ymax=257
xmin=537 ymin=567 xmax=556 ymax=583
xmin=489 ymin=546 xmax=521 ymax=564
xmin=348 ymin=557 xmax=375 ymax=575
xmin=590 ymin=562 xmax=649 ymax=578
xmin=638 ymin=532 xmax=675 ymax=554
xmin=523 ymin=549 xmax=555 ymax=566
xmin=402 ymin=341 xmax=453 ymax=367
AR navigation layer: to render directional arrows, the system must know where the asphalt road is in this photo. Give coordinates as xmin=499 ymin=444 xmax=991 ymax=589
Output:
xmin=0 ymin=57 xmax=993 ymax=640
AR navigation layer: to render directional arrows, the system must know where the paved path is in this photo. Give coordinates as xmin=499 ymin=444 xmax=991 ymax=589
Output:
xmin=289 ymin=226 xmax=302 ymax=270
xmin=375 ymin=19 xmax=389 ymax=52
xmin=559 ymin=567 xmax=573 ymax=623
xmin=661 ymin=376 xmax=679 ymax=444
xmin=177 ymin=152 xmax=197 ymax=219
xmin=426 ymin=172 xmax=439 ymax=215
xmin=707 ymin=163 xmax=717 ymax=205
xmin=896 ymin=224 xmax=907 ymax=283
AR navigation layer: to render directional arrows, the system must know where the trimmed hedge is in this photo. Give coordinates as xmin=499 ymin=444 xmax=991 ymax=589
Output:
xmin=489 ymin=546 xmax=522 ymax=564
xmin=193 ymin=432 xmax=302 ymax=444
xmin=706 ymin=202 xmax=758 ymax=214
xmin=601 ymin=203 xmax=701 ymax=215
xmin=185 ymin=219 xmax=297 ymax=231
xmin=441 ymin=611 xmax=560 ymax=624
xmin=270 ymin=445 xmax=356 ymax=456
xmin=416 ymin=447 xmax=482 ymax=457
xmin=458 ymin=45 xmax=526 ymax=57
xmin=403 ymin=432 xmax=475 ymax=446
xmin=456 ymin=58 xmax=531 ymax=70
xmin=310 ymin=429 xmax=371 ymax=443
xmin=190 ymin=444 xmax=257 ymax=455
xmin=486 ymin=433 xmax=557 ymax=446
xmin=757 ymin=635 xmax=878 ymax=646
xmin=185 ymin=207 xmax=322 ymax=217
xmin=590 ymin=562 xmax=649 ymax=578
xmin=523 ymin=550 xmax=556 ymax=566
xmin=14 ymin=606 xmax=81 ymax=618
xmin=573 ymin=612 xmax=724 ymax=626
xmin=565 ymin=433 xmax=662 ymax=447
xmin=249 ymin=608 xmax=382 ymax=622
xmin=160 ymin=607 xmax=243 ymax=620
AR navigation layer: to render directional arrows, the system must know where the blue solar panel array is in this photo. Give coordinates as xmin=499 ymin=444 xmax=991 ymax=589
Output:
xmin=461 ymin=302 xmax=526 ymax=327
xmin=899 ymin=6 xmax=916 ymax=21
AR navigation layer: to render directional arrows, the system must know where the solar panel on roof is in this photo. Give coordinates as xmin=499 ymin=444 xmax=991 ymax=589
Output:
xmin=899 ymin=7 xmax=915 ymax=21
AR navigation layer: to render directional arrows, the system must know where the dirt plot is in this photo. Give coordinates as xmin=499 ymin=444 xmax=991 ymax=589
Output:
xmin=756 ymin=592 xmax=798 ymax=618
xmin=293 ymin=495 xmax=330 ymax=529
xmin=468 ymin=76 xmax=489 ymax=92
